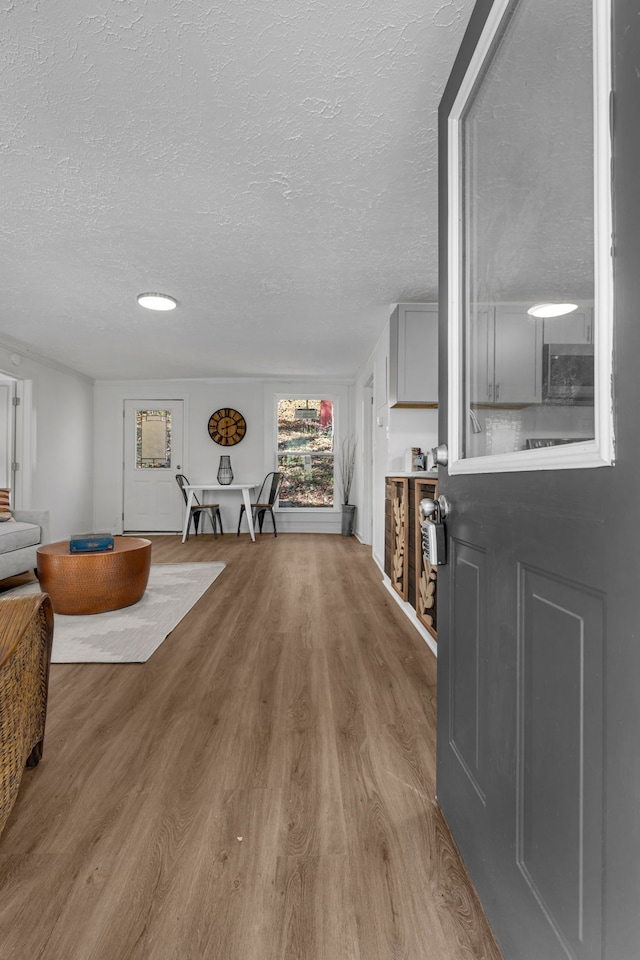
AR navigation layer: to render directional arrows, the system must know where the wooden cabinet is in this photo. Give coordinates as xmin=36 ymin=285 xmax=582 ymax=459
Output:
xmin=471 ymin=304 xmax=543 ymax=404
xmin=413 ymin=477 xmax=438 ymax=640
xmin=389 ymin=303 xmax=438 ymax=407
xmin=385 ymin=475 xmax=438 ymax=641
xmin=384 ymin=477 xmax=409 ymax=599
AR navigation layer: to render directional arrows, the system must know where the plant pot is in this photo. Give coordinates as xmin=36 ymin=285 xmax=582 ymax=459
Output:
xmin=341 ymin=503 xmax=356 ymax=536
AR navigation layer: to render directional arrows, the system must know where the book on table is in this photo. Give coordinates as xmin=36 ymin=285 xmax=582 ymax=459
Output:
xmin=69 ymin=533 xmax=115 ymax=553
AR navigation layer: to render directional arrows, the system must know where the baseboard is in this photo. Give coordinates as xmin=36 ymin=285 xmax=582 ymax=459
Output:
xmin=270 ymin=519 xmax=342 ymax=535
xmin=382 ymin=573 xmax=437 ymax=657
xmin=123 ymin=531 xmax=181 ymax=537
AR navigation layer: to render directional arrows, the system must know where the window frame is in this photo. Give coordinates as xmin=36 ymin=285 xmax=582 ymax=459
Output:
xmin=446 ymin=0 xmax=614 ymax=475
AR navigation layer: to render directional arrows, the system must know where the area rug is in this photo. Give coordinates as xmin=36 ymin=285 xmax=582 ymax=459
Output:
xmin=4 ymin=562 xmax=225 ymax=663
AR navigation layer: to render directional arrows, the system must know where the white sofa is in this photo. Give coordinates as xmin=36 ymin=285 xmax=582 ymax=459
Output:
xmin=0 ymin=510 xmax=50 ymax=581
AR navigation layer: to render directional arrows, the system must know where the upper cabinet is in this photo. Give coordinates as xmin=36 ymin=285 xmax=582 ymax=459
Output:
xmin=493 ymin=305 xmax=543 ymax=403
xmin=389 ymin=303 xmax=438 ymax=407
xmin=470 ymin=303 xmax=543 ymax=404
xmin=543 ymin=307 xmax=593 ymax=345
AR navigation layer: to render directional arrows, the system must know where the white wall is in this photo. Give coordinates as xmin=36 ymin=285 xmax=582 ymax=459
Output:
xmin=0 ymin=322 xmax=440 ymax=554
xmin=93 ymin=377 xmax=355 ymax=535
xmin=0 ymin=323 xmax=439 ymax=554
xmin=0 ymin=343 xmax=94 ymax=541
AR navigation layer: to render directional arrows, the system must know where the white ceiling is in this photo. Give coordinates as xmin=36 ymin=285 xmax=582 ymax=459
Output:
xmin=1 ymin=0 xmax=473 ymax=382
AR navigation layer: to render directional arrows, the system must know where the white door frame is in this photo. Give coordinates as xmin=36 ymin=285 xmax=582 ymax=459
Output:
xmin=360 ymin=377 xmax=374 ymax=545
xmin=0 ymin=372 xmax=30 ymax=509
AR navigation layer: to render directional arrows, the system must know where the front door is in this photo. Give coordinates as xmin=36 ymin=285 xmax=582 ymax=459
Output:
xmin=436 ymin=3 xmax=640 ymax=960
xmin=123 ymin=400 xmax=184 ymax=532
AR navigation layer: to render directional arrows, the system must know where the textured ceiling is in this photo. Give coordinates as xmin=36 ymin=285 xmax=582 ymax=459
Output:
xmin=0 ymin=0 xmax=473 ymax=381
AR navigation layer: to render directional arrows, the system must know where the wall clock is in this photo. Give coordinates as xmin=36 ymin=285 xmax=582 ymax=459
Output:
xmin=208 ymin=408 xmax=247 ymax=446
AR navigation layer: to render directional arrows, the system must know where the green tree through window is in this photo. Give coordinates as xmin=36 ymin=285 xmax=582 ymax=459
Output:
xmin=277 ymin=400 xmax=334 ymax=507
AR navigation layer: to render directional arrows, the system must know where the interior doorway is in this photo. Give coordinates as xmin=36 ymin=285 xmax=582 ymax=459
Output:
xmin=0 ymin=378 xmax=16 ymax=489
xmin=0 ymin=374 xmax=28 ymax=508
xmin=361 ymin=375 xmax=374 ymax=545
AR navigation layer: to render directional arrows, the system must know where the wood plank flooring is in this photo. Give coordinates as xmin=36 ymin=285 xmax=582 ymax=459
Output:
xmin=0 ymin=534 xmax=504 ymax=960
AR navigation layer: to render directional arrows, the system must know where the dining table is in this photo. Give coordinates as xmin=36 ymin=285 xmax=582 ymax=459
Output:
xmin=180 ymin=482 xmax=259 ymax=543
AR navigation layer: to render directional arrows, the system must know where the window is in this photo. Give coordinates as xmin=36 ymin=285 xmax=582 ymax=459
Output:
xmin=277 ymin=399 xmax=334 ymax=507
xmin=447 ymin=0 xmax=613 ymax=473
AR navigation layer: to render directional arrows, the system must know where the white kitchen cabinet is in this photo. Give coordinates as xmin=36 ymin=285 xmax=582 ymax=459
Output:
xmin=494 ymin=306 xmax=543 ymax=402
xmin=543 ymin=308 xmax=593 ymax=344
xmin=469 ymin=307 xmax=492 ymax=403
xmin=470 ymin=304 xmax=543 ymax=404
xmin=389 ymin=303 xmax=438 ymax=407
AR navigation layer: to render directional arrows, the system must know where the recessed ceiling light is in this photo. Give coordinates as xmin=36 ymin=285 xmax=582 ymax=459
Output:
xmin=527 ymin=302 xmax=578 ymax=318
xmin=136 ymin=293 xmax=177 ymax=311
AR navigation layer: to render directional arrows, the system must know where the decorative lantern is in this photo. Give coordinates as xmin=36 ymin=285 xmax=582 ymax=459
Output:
xmin=217 ymin=455 xmax=233 ymax=485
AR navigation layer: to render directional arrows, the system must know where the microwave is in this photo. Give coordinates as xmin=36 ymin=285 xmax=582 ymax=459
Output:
xmin=542 ymin=343 xmax=594 ymax=402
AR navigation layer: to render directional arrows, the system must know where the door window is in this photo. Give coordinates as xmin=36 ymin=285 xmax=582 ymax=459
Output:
xmin=136 ymin=410 xmax=172 ymax=469
xmin=448 ymin=0 xmax=613 ymax=473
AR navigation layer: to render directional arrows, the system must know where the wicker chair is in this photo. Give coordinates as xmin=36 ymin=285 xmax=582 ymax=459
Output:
xmin=0 ymin=594 xmax=54 ymax=839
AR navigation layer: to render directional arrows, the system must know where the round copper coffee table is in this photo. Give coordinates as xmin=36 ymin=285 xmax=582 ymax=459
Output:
xmin=36 ymin=537 xmax=152 ymax=615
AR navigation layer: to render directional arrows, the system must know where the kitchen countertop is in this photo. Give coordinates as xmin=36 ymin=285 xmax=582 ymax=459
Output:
xmin=386 ymin=471 xmax=438 ymax=478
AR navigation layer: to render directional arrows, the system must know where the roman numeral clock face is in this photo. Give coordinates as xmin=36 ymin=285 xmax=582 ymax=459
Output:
xmin=208 ymin=408 xmax=247 ymax=446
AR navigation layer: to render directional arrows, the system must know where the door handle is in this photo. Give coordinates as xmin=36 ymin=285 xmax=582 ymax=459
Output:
xmin=419 ymin=495 xmax=450 ymax=520
xmin=419 ymin=498 xmax=439 ymax=520
xmin=431 ymin=443 xmax=449 ymax=467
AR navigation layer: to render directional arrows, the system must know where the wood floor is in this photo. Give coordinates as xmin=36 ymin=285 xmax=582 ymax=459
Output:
xmin=0 ymin=533 xmax=503 ymax=960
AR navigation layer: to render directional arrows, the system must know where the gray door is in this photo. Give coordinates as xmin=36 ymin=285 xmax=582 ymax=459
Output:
xmin=436 ymin=3 xmax=639 ymax=960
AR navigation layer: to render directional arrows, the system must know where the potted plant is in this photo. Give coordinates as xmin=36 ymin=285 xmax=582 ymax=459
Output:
xmin=339 ymin=437 xmax=357 ymax=536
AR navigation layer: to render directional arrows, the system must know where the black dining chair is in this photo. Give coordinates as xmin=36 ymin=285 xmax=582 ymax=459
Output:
xmin=237 ymin=472 xmax=282 ymax=537
xmin=176 ymin=474 xmax=223 ymax=538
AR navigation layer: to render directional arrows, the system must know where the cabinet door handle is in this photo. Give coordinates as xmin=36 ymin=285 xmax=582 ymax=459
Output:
xmin=488 ymin=383 xmax=493 ymax=400
xmin=495 ymin=383 xmax=500 ymax=400
xmin=586 ymin=322 xmax=592 ymax=343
